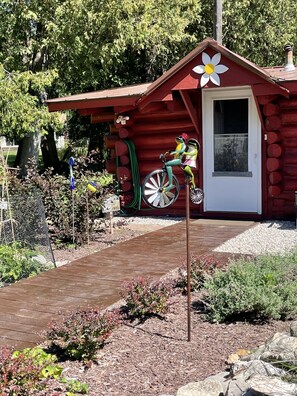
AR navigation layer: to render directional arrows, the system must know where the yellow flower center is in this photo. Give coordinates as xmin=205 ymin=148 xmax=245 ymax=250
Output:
xmin=204 ymin=63 xmax=215 ymax=75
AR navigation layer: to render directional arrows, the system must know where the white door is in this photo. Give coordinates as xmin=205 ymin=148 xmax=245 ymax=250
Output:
xmin=202 ymin=87 xmax=261 ymax=213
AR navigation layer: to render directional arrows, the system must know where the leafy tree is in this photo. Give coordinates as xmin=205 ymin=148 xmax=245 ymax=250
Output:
xmin=0 ymin=67 xmax=59 ymax=139
xmin=0 ymin=0 xmax=203 ymax=172
xmin=46 ymin=0 xmax=202 ymax=92
xmin=45 ymin=0 xmax=203 ymax=166
xmin=0 ymin=1 xmax=63 ymax=173
xmin=0 ymin=66 xmax=62 ymax=173
xmin=222 ymin=0 xmax=297 ymax=66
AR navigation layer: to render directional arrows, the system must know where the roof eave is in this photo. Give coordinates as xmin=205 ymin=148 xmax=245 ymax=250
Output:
xmin=47 ymin=94 xmax=142 ymax=112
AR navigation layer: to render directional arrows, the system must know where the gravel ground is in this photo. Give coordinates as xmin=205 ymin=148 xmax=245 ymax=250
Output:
xmin=115 ymin=215 xmax=184 ymax=226
xmin=214 ymin=220 xmax=297 ymax=255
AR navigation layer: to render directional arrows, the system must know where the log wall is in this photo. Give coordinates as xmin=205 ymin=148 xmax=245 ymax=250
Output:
xmin=261 ymin=95 xmax=297 ymax=218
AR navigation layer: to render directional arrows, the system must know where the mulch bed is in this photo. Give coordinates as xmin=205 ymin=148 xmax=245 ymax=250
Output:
xmin=51 ymin=224 xmax=292 ymax=395
xmin=59 ymin=292 xmax=290 ymax=396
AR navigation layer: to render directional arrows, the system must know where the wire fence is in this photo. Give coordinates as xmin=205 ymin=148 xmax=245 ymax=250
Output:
xmin=0 ymin=190 xmax=56 ymax=267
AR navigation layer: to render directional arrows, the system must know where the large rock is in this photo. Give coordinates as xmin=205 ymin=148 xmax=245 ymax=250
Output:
xmin=248 ymin=374 xmax=297 ymax=396
xmin=224 ymin=375 xmax=249 ymax=396
xmin=231 ymin=360 xmax=286 ymax=380
xmin=206 ymin=371 xmax=249 ymax=396
xmin=176 ymin=380 xmax=224 ymax=396
xmin=245 ymin=332 xmax=297 ymax=363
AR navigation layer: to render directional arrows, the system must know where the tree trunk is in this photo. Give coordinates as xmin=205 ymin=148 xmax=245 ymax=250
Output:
xmin=88 ymin=129 xmax=105 ymax=172
xmin=40 ymin=127 xmax=60 ymax=172
xmin=14 ymin=131 xmax=40 ymax=177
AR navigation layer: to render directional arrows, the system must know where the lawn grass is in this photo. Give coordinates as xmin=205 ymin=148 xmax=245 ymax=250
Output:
xmin=2 ymin=148 xmax=43 ymax=169
xmin=3 ymin=149 xmax=18 ymax=167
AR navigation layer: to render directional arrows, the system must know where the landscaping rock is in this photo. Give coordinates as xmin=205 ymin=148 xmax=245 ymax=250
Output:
xmin=290 ymin=321 xmax=297 ymax=337
xmin=232 ymin=360 xmax=286 ymax=380
xmin=204 ymin=370 xmax=249 ymax=396
xmin=245 ymin=332 xmax=297 ymax=363
xmin=176 ymin=380 xmax=224 ymax=396
xmin=247 ymin=374 xmax=297 ymax=396
xmin=188 ymin=322 xmax=297 ymax=396
xmin=225 ymin=375 xmax=249 ymax=396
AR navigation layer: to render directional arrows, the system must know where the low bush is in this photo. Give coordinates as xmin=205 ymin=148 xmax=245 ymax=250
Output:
xmin=8 ymin=157 xmax=115 ymax=246
xmin=203 ymin=251 xmax=297 ymax=323
xmin=0 ymin=346 xmax=88 ymax=395
xmin=0 ymin=242 xmax=53 ymax=287
xmin=121 ymin=276 xmax=174 ymax=320
xmin=44 ymin=308 xmax=121 ymax=361
xmin=176 ymin=255 xmax=219 ymax=293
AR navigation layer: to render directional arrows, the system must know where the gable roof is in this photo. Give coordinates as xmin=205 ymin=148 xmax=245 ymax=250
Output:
xmin=138 ymin=38 xmax=291 ymax=102
xmin=47 ymin=38 xmax=296 ymax=112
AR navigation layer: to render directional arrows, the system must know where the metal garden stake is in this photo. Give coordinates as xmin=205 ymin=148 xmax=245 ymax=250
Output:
xmin=186 ymin=179 xmax=191 ymax=342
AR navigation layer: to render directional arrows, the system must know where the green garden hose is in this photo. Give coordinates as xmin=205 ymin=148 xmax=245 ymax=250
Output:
xmin=116 ymin=139 xmax=142 ymax=212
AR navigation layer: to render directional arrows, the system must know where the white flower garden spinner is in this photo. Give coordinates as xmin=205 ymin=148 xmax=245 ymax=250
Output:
xmin=193 ymin=52 xmax=229 ymax=87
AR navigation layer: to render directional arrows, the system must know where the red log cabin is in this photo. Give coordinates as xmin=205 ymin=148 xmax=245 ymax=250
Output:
xmin=47 ymin=38 xmax=297 ymax=220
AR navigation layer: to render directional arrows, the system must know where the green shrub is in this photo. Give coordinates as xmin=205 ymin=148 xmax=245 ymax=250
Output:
xmin=0 ymin=242 xmax=53 ymax=286
xmin=44 ymin=308 xmax=121 ymax=361
xmin=61 ymin=378 xmax=89 ymax=395
xmin=203 ymin=252 xmax=297 ymax=323
xmin=176 ymin=255 xmax=219 ymax=293
xmin=121 ymin=276 xmax=174 ymax=320
xmin=0 ymin=346 xmax=88 ymax=395
xmin=8 ymin=157 xmax=115 ymax=246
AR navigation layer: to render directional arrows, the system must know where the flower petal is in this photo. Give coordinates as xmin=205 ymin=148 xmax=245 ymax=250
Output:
xmin=192 ymin=65 xmax=205 ymax=74
xmin=210 ymin=73 xmax=221 ymax=86
xmin=200 ymin=73 xmax=210 ymax=87
xmin=214 ymin=64 xmax=229 ymax=74
xmin=202 ymin=52 xmax=211 ymax=66
xmin=211 ymin=53 xmax=221 ymax=66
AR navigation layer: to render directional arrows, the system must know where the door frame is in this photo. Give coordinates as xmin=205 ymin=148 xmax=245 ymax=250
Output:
xmin=202 ymin=86 xmax=262 ymax=214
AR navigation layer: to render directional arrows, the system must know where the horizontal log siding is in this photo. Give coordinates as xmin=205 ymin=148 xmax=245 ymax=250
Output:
xmin=265 ymin=95 xmax=297 ymax=218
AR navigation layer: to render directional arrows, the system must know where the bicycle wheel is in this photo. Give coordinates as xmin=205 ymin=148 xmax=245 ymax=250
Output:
xmin=142 ymin=169 xmax=180 ymax=209
xmin=190 ymin=188 xmax=204 ymax=205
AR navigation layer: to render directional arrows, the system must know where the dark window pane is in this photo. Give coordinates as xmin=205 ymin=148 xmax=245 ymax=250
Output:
xmin=214 ymin=99 xmax=248 ymax=172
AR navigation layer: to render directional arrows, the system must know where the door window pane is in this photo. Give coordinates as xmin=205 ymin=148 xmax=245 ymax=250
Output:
xmin=214 ymin=99 xmax=248 ymax=172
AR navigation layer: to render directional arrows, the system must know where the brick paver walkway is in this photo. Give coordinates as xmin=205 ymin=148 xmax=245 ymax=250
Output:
xmin=0 ymin=219 xmax=254 ymax=350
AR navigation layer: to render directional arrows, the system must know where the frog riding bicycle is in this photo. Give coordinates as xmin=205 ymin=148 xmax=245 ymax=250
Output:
xmin=142 ymin=135 xmax=204 ymax=209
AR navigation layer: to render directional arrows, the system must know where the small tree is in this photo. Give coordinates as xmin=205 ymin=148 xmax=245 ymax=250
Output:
xmin=0 ymin=66 xmax=62 ymax=174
